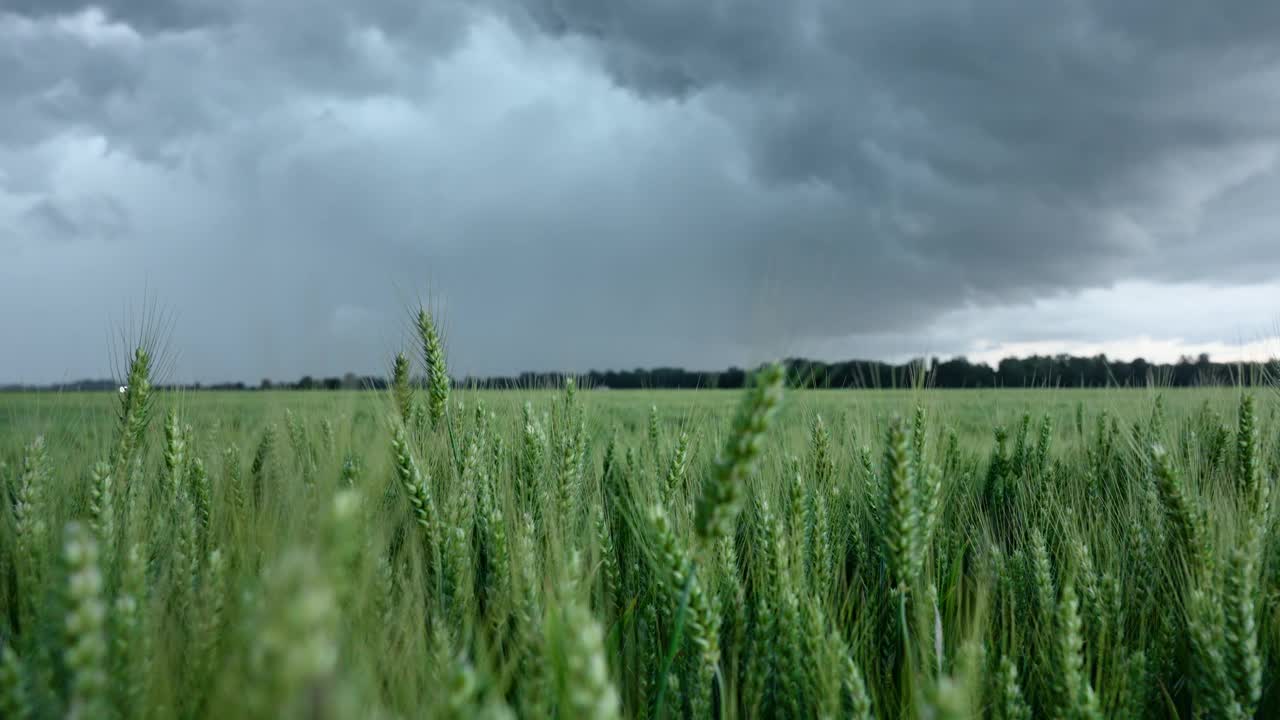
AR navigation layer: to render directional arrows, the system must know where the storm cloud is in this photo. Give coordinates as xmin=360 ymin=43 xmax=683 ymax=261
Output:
xmin=3 ymin=1 xmax=1280 ymax=383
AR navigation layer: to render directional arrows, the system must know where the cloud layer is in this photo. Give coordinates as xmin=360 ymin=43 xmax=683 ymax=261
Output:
xmin=3 ymin=1 xmax=1280 ymax=382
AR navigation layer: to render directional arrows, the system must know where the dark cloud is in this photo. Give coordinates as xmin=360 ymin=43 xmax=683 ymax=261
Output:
xmin=499 ymin=1 xmax=1280 ymax=255
xmin=2 ymin=1 xmax=1280 ymax=383
xmin=22 ymin=199 xmax=80 ymax=238
xmin=2 ymin=0 xmax=231 ymax=30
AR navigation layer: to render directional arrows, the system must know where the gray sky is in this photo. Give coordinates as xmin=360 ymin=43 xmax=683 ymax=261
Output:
xmin=4 ymin=1 xmax=1280 ymax=384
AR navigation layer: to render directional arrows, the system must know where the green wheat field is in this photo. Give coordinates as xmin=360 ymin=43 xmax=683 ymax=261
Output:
xmin=1 ymin=314 xmax=1278 ymax=718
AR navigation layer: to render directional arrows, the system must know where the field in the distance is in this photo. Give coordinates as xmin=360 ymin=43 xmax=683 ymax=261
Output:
xmin=3 ymin=385 xmax=1262 ymax=451
xmin=1 ymin=373 xmax=1277 ymax=718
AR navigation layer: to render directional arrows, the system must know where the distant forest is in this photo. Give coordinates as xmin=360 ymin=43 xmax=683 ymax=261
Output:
xmin=5 ymin=352 xmax=1278 ymax=392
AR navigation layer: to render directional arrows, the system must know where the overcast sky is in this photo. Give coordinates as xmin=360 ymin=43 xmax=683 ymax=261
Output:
xmin=4 ymin=1 xmax=1280 ymax=383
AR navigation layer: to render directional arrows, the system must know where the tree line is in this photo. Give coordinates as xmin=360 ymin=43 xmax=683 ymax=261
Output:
xmin=4 ymin=352 xmax=1276 ymax=393
xmin=461 ymin=353 xmax=1277 ymax=389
